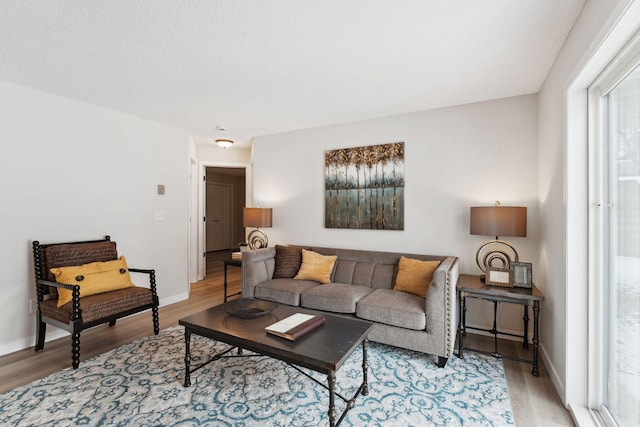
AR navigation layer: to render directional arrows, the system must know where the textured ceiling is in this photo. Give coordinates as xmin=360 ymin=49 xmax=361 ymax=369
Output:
xmin=0 ymin=0 xmax=585 ymax=147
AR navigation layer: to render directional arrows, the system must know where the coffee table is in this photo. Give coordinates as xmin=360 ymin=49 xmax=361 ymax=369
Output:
xmin=179 ymin=298 xmax=374 ymax=427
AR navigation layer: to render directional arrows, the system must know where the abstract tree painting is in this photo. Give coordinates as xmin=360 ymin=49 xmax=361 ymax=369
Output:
xmin=325 ymin=142 xmax=404 ymax=230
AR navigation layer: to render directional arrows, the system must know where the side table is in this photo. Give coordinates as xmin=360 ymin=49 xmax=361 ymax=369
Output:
xmin=222 ymin=258 xmax=242 ymax=302
xmin=456 ymin=274 xmax=544 ymax=376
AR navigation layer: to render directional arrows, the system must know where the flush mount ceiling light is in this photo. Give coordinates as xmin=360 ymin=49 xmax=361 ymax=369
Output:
xmin=215 ymin=126 xmax=234 ymax=148
xmin=215 ymin=139 xmax=233 ymax=148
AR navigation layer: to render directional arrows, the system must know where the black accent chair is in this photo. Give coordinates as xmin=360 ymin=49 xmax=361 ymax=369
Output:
xmin=32 ymin=236 xmax=160 ymax=368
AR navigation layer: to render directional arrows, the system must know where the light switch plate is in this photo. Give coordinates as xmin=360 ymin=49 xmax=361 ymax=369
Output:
xmin=157 ymin=184 xmax=165 ymax=195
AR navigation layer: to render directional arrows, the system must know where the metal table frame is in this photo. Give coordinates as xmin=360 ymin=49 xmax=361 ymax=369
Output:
xmin=222 ymin=258 xmax=242 ymax=302
xmin=456 ymin=274 xmax=544 ymax=376
xmin=179 ymin=301 xmax=374 ymax=427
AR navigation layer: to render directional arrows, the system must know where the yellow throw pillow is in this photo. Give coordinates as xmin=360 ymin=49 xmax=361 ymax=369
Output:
xmin=393 ymin=256 xmax=441 ymax=298
xmin=50 ymin=256 xmax=135 ymax=307
xmin=294 ymin=249 xmax=337 ymax=284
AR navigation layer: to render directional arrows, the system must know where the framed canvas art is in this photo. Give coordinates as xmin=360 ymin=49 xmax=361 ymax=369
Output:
xmin=325 ymin=142 xmax=404 ymax=230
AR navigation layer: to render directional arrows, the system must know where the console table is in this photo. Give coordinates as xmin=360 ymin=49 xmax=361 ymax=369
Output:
xmin=222 ymin=258 xmax=242 ymax=302
xmin=456 ymin=274 xmax=544 ymax=376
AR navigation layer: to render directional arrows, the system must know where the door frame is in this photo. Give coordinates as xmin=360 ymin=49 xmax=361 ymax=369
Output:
xmin=193 ymin=161 xmax=251 ymax=282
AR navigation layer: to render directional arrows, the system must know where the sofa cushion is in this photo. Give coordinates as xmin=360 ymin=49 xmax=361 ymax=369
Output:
xmin=356 ymin=289 xmax=426 ymax=330
xmin=254 ymin=278 xmax=319 ymax=306
xmin=393 ymin=256 xmax=441 ymax=297
xmin=273 ymin=245 xmax=304 ymax=279
xmin=301 ymin=283 xmax=372 ymax=314
xmin=294 ymin=249 xmax=337 ymax=284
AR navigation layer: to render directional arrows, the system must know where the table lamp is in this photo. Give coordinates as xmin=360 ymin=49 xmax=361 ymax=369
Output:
xmin=243 ymin=207 xmax=273 ymax=250
xmin=470 ymin=202 xmax=526 ymax=280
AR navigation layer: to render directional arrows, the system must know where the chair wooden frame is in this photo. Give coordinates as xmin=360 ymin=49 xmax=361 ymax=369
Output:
xmin=32 ymin=236 xmax=159 ymax=368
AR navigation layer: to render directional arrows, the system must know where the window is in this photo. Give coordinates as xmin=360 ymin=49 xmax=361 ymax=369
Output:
xmin=590 ymin=35 xmax=640 ymax=427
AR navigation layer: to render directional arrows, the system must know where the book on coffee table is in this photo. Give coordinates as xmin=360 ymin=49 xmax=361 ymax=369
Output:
xmin=265 ymin=313 xmax=326 ymax=341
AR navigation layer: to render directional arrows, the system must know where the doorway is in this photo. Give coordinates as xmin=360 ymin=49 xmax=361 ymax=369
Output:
xmin=203 ymin=167 xmax=246 ymax=276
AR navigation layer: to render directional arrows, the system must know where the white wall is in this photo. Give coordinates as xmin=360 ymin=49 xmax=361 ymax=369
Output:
xmin=537 ymin=0 xmax=630 ymax=415
xmin=252 ymin=94 xmax=539 ymax=335
xmin=0 ymin=80 xmax=191 ymax=355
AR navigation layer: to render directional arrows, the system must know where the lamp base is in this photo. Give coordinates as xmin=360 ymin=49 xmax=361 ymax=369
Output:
xmin=476 ymin=239 xmax=519 ymax=274
xmin=248 ymin=229 xmax=268 ymax=250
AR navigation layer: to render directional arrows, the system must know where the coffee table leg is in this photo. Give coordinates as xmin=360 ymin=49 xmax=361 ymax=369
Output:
xmin=328 ymin=370 xmax=337 ymax=427
xmin=184 ymin=329 xmax=192 ymax=387
xmin=362 ymin=339 xmax=369 ymax=396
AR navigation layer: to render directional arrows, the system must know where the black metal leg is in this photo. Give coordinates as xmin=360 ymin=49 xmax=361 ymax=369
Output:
xmin=492 ymin=301 xmax=499 ymax=356
xmin=223 ymin=262 xmax=229 ymax=302
xmin=532 ymin=302 xmax=540 ymax=376
xmin=523 ymin=304 xmax=529 ymax=348
xmin=184 ymin=330 xmax=192 ymax=387
xmin=462 ymin=292 xmax=467 ymax=337
xmin=328 ymin=370 xmax=337 ymax=427
xmin=458 ymin=292 xmax=466 ymax=358
xmin=362 ymin=340 xmax=369 ymax=396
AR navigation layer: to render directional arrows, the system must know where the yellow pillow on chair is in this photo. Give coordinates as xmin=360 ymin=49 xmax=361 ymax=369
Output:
xmin=50 ymin=256 xmax=135 ymax=307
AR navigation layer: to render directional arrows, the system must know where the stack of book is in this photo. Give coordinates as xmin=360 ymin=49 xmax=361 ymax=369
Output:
xmin=231 ymin=252 xmax=243 ymax=261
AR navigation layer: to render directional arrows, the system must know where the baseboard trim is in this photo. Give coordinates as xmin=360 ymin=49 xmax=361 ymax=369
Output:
xmin=0 ymin=328 xmax=69 ymax=357
xmin=540 ymin=343 xmax=565 ymax=406
xmin=160 ymin=292 xmax=189 ymax=307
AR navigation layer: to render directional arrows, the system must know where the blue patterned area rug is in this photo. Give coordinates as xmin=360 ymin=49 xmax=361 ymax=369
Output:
xmin=0 ymin=326 xmax=513 ymax=426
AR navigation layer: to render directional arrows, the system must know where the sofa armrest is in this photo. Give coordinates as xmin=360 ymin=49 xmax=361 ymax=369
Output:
xmin=241 ymin=247 xmax=277 ymax=298
xmin=425 ymin=256 xmax=459 ymax=359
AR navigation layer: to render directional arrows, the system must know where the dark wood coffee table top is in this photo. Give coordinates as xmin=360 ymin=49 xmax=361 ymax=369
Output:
xmin=179 ymin=298 xmax=373 ymax=374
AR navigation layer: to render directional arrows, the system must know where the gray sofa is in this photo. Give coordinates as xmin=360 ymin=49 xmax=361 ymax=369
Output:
xmin=241 ymin=245 xmax=459 ymax=367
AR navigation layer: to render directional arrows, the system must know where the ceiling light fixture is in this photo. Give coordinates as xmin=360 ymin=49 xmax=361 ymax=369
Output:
xmin=215 ymin=126 xmax=234 ymax=148
xmin=215 ymin=139 xmax=234 ymax=148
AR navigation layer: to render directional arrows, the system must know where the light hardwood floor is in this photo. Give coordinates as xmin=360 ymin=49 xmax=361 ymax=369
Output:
xmin=0 ymin=251 xmax=574 ymax=426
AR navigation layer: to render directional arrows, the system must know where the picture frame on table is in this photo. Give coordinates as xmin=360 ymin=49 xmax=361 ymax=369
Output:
xmin=486 ymin=267 xmax=513 ymax=287
xmin=511 ymin=262 xmax=533 ymax=288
